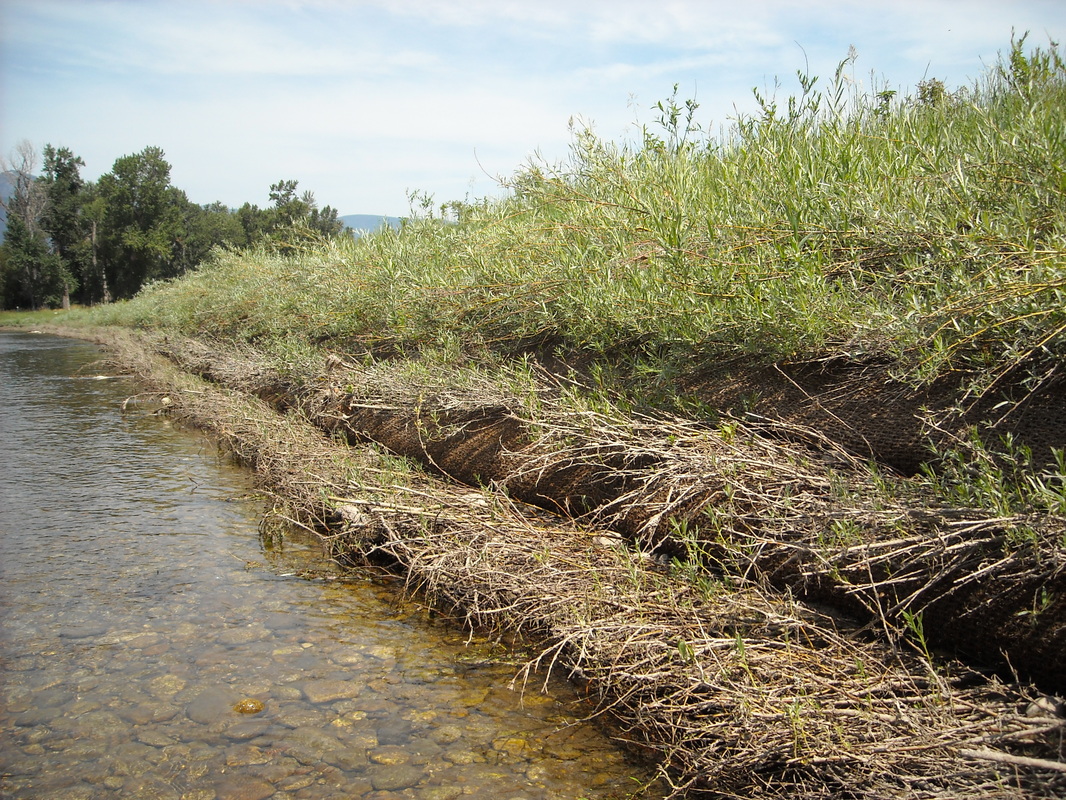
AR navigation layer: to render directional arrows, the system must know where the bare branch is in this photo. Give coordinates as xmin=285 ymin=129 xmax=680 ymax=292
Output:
xmin=1 ymin=139 xmax=47 ymax=235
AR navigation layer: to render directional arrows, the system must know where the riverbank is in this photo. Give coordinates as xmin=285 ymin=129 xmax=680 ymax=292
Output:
xmin=11 ymin=38 xmax=1066 ymax=796
xmin=29 ymin=322 xmax=1054 ymax=799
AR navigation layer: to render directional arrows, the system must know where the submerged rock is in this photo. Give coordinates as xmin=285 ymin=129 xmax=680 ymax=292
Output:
xmin=301 ymin=678 xmax=359 ymax=704
xmin=232 ymin=697 xmax=265 ymax=714
xmin=185 ymin=687 xmax=237 ymax=724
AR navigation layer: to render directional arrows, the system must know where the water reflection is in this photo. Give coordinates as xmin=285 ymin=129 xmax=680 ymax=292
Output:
xmin=0 ymin=332 xmax=654 ymax=799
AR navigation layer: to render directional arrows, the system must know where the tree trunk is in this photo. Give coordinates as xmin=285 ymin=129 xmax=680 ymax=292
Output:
xmin=91 ymin=219 xmax=111 ymax=304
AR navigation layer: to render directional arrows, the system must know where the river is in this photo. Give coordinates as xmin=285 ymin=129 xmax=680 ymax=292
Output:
xmin=0 ymin=331 xmax=656 ymax=800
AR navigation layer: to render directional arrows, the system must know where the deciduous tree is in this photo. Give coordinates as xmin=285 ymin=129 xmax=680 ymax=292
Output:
xmin=96 ymin=146 xmax=183 ymax=298
xmin=0 ymin=215 xmax=70 ymax=309
xmin=40 ymin=144 xmax=88 ymax=307
xmin=268 ymin=179 xmax=345 ymax=248
xmin=174 ymin=198 xmax=247 ymax=272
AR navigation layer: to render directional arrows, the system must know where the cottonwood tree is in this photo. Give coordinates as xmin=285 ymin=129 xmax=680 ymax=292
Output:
xmin=95 ymin=146 xmax=184 ymax=298
xmin=40 ymin=145 xmax=88 ymax=307
xmin=172 ymin=199 xmax=248 ymax=273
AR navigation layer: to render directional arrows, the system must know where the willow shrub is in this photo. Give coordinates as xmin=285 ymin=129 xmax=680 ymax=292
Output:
xmin=103 ymin=35 xmax=1065 ymax=395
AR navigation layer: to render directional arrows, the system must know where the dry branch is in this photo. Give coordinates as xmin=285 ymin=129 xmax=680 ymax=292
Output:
xmin=101 ymin=329 xmax=1066 ymax=798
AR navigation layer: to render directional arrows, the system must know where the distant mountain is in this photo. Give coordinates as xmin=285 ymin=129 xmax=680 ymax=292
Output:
xmin=340 ymin=214 xmax=403 ymax=235
xmin=0 ymin=171 xmax=15 ymax=239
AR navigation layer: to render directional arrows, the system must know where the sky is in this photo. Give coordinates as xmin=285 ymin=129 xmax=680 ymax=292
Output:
xmin=2 ymin=1 xmax=1065 ymax=218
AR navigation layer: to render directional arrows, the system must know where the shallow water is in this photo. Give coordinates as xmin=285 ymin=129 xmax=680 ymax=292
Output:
xmin=0 ymin=331 xmax=656 ymax=799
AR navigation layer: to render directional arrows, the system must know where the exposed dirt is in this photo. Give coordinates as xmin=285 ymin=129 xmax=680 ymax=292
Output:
xmin=681 ymin=355 xmax=1066 ymax=475
xmin=80 ymin=327 xmax=1066 ymax=798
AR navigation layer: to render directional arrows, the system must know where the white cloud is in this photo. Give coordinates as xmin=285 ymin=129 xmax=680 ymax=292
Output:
xmin=3 ymin=0 xmax=1066 ymax=216
xmin=6 ymin=1 xmax=439 ymax=78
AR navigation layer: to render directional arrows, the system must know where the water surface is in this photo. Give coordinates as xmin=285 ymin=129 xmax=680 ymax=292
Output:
xmin=0 ymin=331 xmax=655 ymax=799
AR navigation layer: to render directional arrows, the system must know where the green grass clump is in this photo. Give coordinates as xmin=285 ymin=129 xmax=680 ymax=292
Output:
xmin=0 ymin=307 xmax=96 ymax=329
xmin=97 ymin=35 xmax=1066 ymax=396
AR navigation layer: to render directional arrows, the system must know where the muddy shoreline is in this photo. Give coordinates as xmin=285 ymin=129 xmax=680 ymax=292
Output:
xmin=53 ymin=325 xmax=1066 ymax=798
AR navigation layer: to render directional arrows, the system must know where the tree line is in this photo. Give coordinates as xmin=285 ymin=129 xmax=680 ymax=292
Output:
xmin=0 ymin=141 xmax=345 ymax=309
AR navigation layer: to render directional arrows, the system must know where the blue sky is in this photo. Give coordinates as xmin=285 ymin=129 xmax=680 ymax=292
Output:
xmin=2 ymin=0 xmax=1065 ymax=217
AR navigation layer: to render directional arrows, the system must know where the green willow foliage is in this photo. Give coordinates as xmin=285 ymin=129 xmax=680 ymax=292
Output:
xmin=106 ymin=36 xmax=1066 ymax=394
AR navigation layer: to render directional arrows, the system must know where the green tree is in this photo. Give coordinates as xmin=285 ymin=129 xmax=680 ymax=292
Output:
xmin=268 ymin=179 xmax=309 ymax=227
xmin=0 ymin=140 xmax=73 ymax=309
xmin=236 ymin=201 xmax=271 ymax=243
xmin=80 ymin=186 xmax=111 ymax=303
xmin=173 ymin=198 xmax=247 ymax=272
xmin=267 ymin=179 xmax=345 ymax=248
xmin=40 ymin=144 xmax=88 ymax=307
xmin=228 ymin=181 xmax=344 ymax=252
xmin=96 ymin=146 xmax=184 ymax=298
xmin=308 ymin=201 xmax=343 ymax=237
xmin=1 ymin=214 xmax=70 ymax=309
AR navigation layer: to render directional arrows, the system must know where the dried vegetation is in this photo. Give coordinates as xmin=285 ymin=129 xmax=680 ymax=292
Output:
xmin=95 ymin=328 xmax=1066 ymax=799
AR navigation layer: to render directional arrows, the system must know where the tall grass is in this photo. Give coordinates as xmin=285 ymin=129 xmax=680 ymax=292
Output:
xmin=99 ymin=35 xmax=1066 ymax=395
